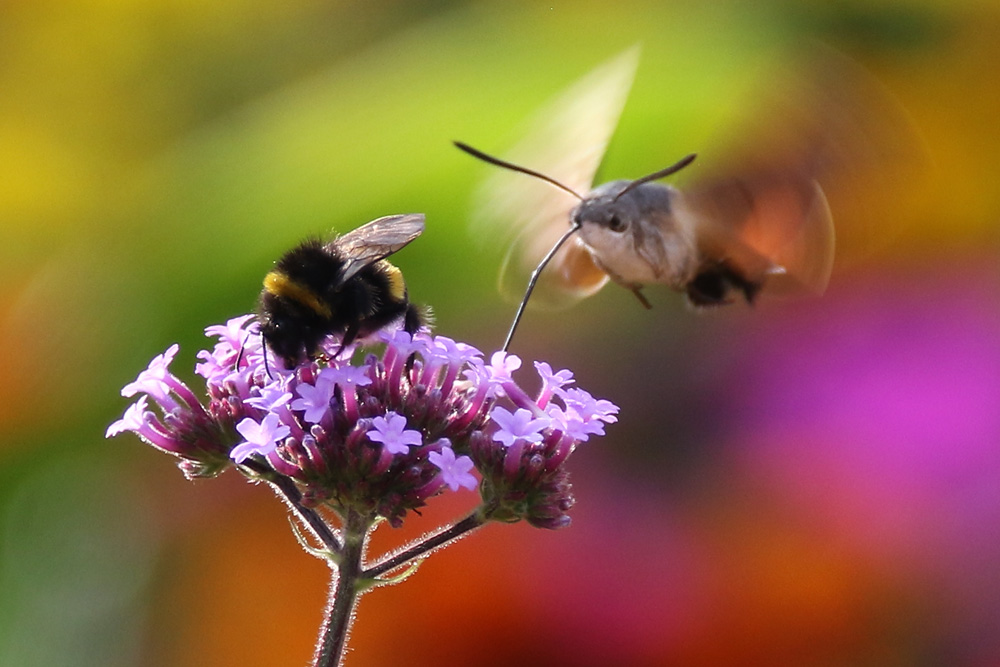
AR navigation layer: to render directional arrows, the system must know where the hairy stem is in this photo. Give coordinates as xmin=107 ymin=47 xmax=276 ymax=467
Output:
xmin=242 ymin=458 xmax=343 ymax=554
xmin=314 ymin=510 xmax=369 ymax=667
xmin=363 ymin=512 xmax=486 ymax=580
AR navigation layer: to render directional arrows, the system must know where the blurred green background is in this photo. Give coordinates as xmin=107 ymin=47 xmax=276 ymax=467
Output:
xmin=2 ymin=0 xmax=999 ymax=665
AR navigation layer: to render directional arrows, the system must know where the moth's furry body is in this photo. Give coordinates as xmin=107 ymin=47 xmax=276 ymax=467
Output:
xmin=572 ymin=180 xmax=781 ymax=307
xmin=573 ymin=181 xmax=696 ymax=290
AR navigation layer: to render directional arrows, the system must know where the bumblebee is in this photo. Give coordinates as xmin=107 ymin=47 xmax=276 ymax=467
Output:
xmin=257 ymin=213 xmax=426 ymax=367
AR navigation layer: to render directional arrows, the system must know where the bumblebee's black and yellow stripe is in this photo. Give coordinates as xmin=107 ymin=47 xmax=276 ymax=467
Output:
xmin=257 ymin=213 xmax=425 ymax=367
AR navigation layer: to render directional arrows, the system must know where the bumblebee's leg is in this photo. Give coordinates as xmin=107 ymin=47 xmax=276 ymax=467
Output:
xmin=401 ymin=304 xmax=426 ymax=377
xmin=261 ymin=332 xmax=273 ymax=379
xmin=402 ymin=303 xmax=423 ymax=334
xmin=332 ymin=325 xmax=360 ymax=359
xmin=235 ymin=332 xmax=250 ymax=370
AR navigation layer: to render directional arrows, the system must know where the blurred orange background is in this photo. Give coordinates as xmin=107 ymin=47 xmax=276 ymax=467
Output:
xmin=1 ymin=1 xmax=999 ymax=665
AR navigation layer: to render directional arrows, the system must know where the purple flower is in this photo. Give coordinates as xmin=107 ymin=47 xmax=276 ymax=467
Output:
xmin=379 ymin=329 xmax=428 ymax=361
xmin=545 ymin=404 xmax=593 ymax=442
xmin=534 ymin=361 xmax=574 ymax=389
xmin=485 ymin=350 xmax=521 ymax=384
xmin=121 ymin=343 xmax=180 ymax=404
xmin=247 ymin=382 xmax=293 ymax=413
xmin=562 ymin=387 xmax=619 ymax=425
xmin=421 ymin=336 xmax=482 ymax=393
xmin=204 ymin=314 xmax=256 ymax=349
xmin=231 ymin=413 xmax=290 ymax=463
xmin=290 ymin=371 xmax=337 ymax=422
xmin=110 ymin=310 xmax=619 ymax=529
xmin=328 ymin=365 xmax=373 ymax=390
xmin=429 ymin=444 xmax=477 ymax=491
xmin=367 ymin=412 xmax=423 ymax=455
xmin=427 ymin=336 xmax=481 ymax=367
xmin=534 ymin=361 xmax=575 ymax=408
xmin=490 ymin=407 xmax=550 ymax=448
xmin=196 ymin=316 xmax=258 ymax=381
xmin=106 ymin=395 xmax=150 ymax=438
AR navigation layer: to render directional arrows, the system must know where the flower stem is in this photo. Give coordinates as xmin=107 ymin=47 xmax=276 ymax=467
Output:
xmin=242 ymin=458 xmax=343 ymax=554
xmin=314 ymin=510 xmax=369 ymax=667
xmin=363 ymin=512 xmax=486 ymax=580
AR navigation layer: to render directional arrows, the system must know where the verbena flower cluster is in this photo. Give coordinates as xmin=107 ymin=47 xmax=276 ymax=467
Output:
xmin=108 ymin=315 xmax=618 ymax=529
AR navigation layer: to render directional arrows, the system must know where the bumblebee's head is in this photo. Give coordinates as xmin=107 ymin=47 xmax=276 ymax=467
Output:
xmin=257 ymin=291 xmax=328 ymax=367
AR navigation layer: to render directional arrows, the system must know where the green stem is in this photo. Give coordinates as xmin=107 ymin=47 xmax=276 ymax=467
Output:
xmin=313 ymin=510 xmax=369 ymax=667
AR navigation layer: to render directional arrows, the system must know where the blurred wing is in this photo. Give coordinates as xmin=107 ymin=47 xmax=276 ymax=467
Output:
xmin=681 ymin=47 xmax=925 ymax=296
xmin=333 ymin=213 xmax=425 ymax=284
xmin=499 ymin=231 xmax=610 ymax=308
xmin=682 ymin=174 xmax=835 ymax=295
xmin=467 ymin=47 xmax=639 ymax=307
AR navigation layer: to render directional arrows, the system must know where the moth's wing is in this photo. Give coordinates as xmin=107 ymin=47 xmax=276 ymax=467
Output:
xmin=681 ymin=173 xmax=834 ymax=295
xmin=467 ymin=47 xmax=639 ymax=308
xmin=332 ymin=213 xmax=425 ymax=285
xmin=499 ymin=231 xmax=611 ymax=308
xmin=680 ymin=48 xmax=924 ymax=297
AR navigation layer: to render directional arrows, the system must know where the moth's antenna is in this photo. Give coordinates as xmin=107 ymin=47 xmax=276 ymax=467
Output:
xmin=613 ymin=153 xmax=697 ymax=201
xmin=502 ymin=222 xmax=582 ymax=353
xmin=454 ymin=141 xmax=584 ymax=200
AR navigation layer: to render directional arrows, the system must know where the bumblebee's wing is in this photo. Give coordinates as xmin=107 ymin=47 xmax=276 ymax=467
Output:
xmin=680 ymin=49 xmax=924 ymax=296
xmin=332 ymin=213 xmax=425 ymax=285
xmin=467 ymin=47 xmax=639 ymax=308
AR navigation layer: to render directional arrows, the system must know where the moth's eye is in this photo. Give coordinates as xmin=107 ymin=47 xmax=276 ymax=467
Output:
xmin=608 ymin=215 xmax=626 ymax=232
xmin=572 ymin=211 xmax=582 ymax=225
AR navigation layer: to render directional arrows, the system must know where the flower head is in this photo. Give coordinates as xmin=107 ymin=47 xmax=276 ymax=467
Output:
xmin=109 ymin=341 xmax=234 ymax=478
xmin=109 ymin=313 xmax=618 ymax=529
